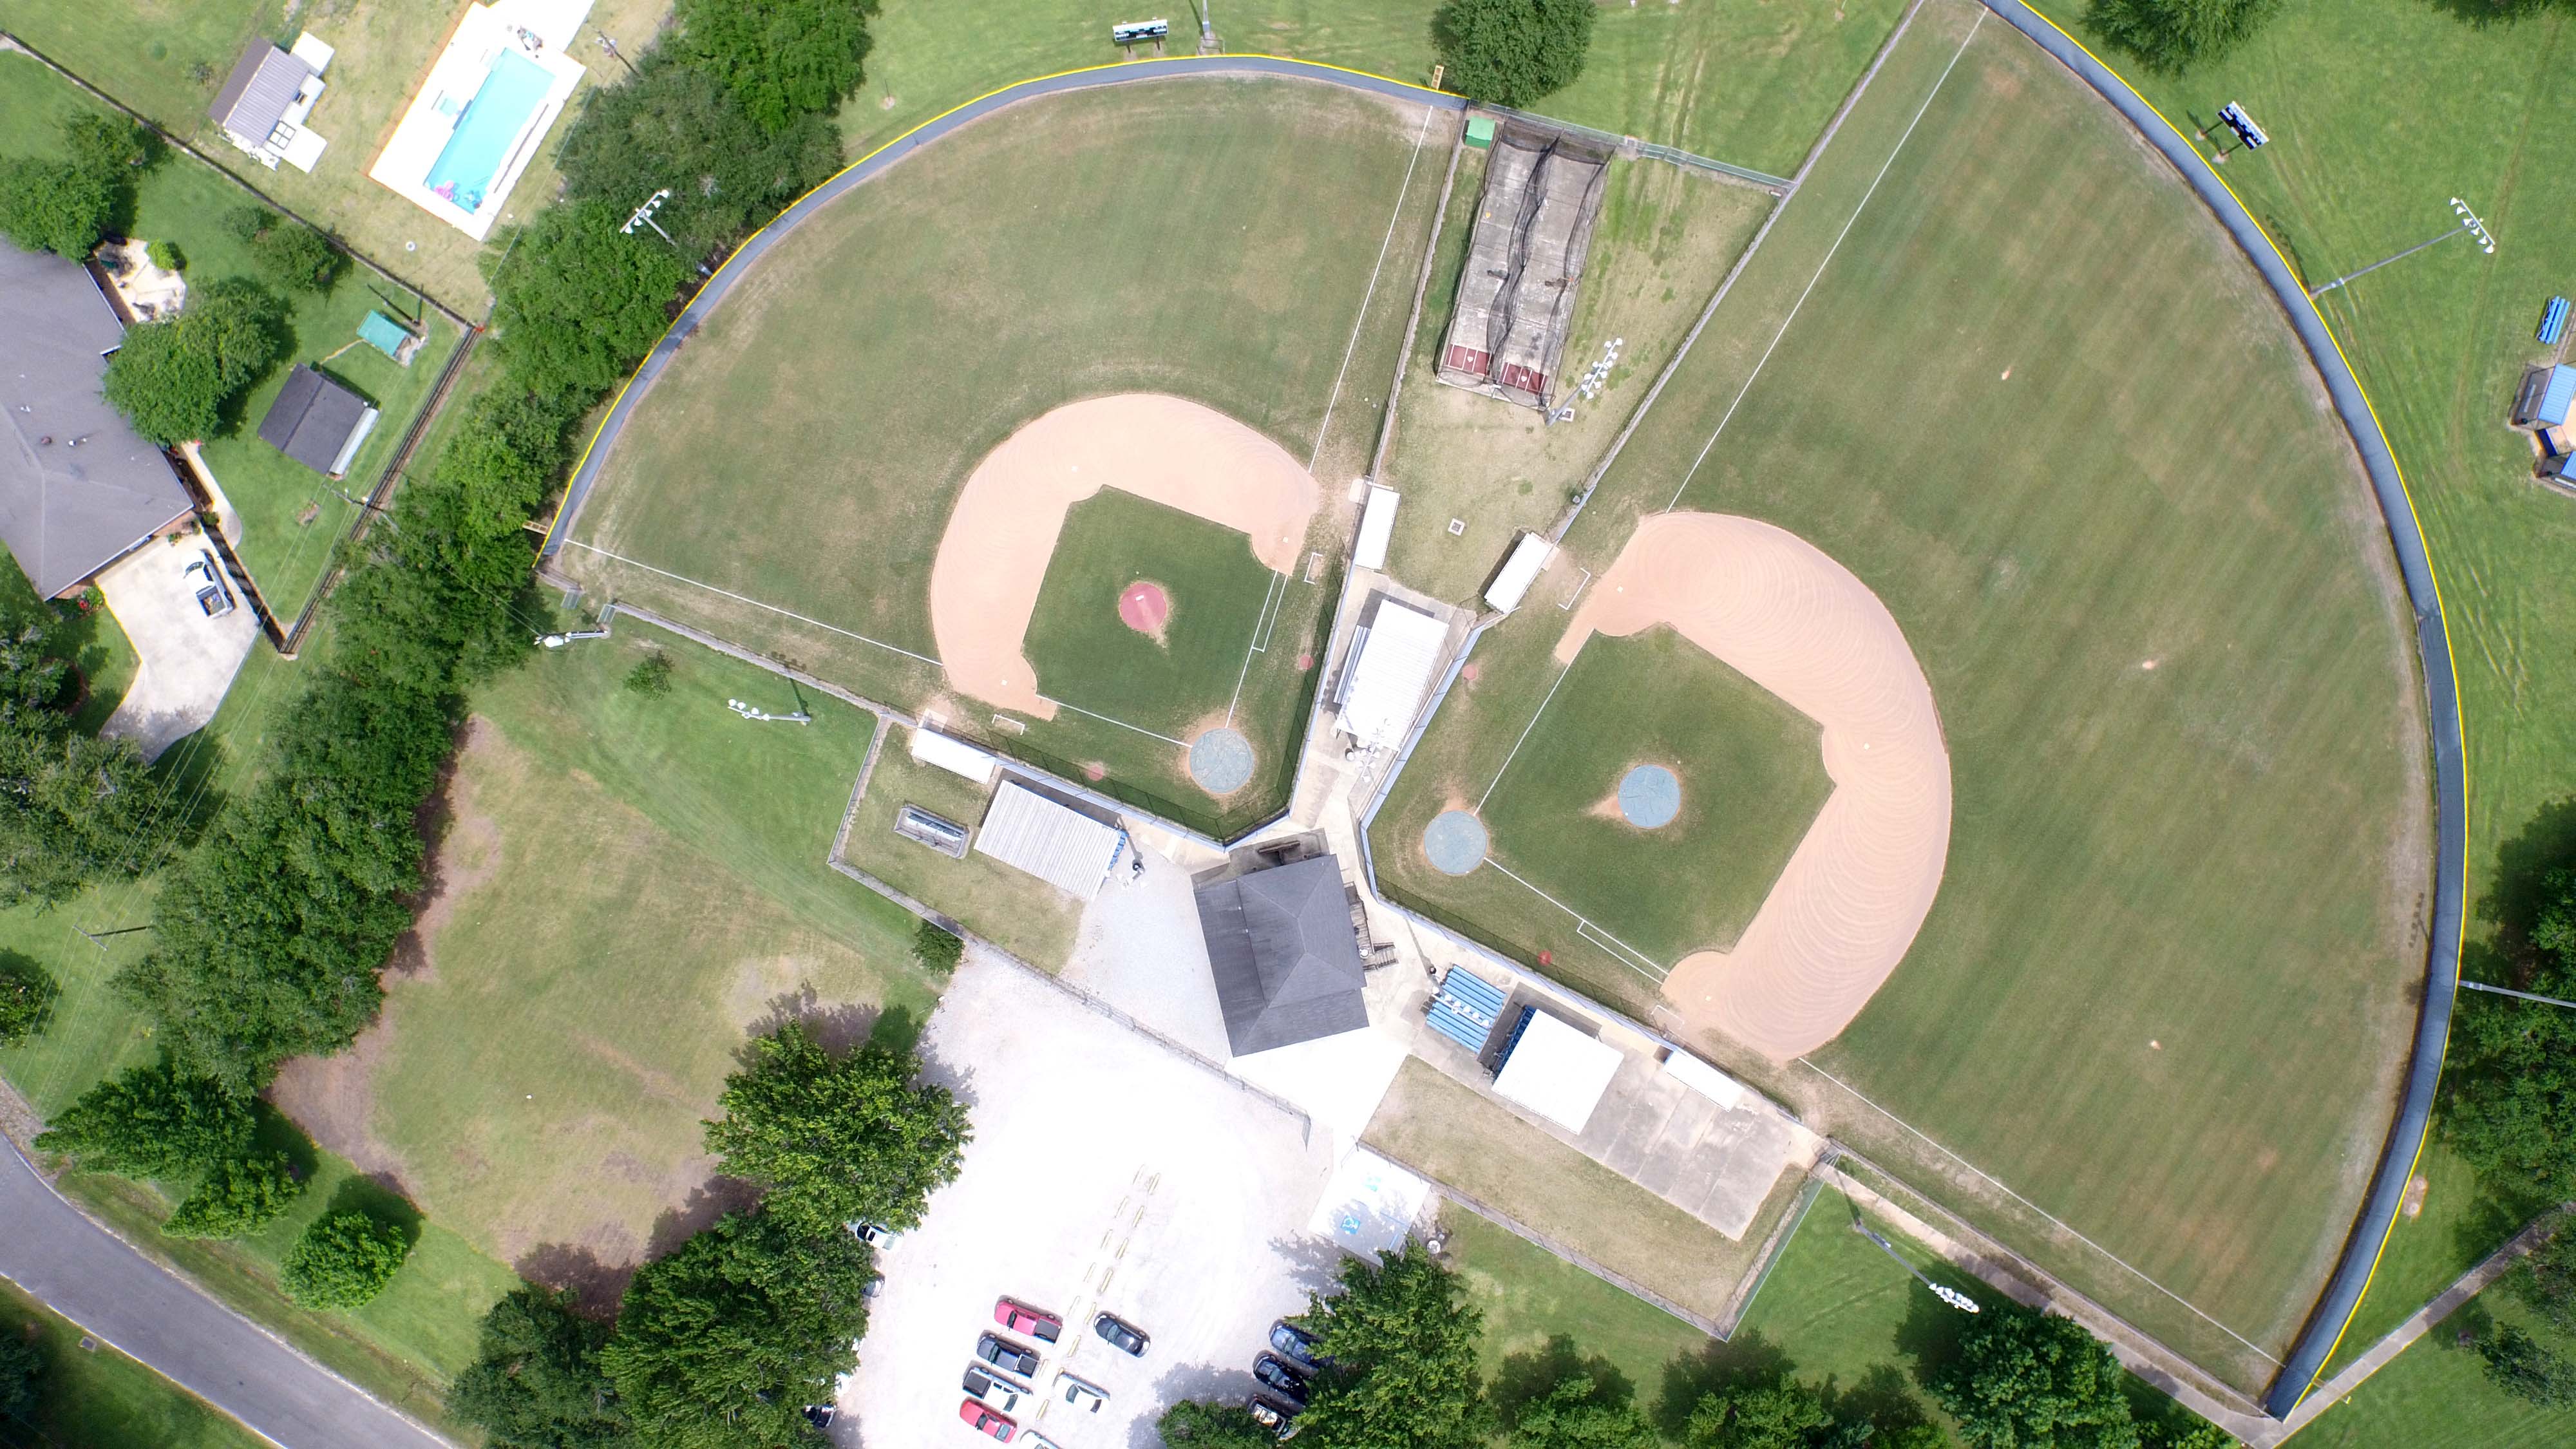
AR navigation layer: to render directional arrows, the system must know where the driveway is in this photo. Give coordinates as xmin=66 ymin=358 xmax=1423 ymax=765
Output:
xmin=0 ymin=1141 xmax=451 ymax=1449
xmin=841 ymin=955 xmax=1341 ymax=1448
xmin=95 ymin=535 xmax=259 ymax=762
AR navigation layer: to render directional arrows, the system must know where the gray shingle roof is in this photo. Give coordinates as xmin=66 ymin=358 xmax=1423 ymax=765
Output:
xmin=208 ymin=44 xmax=313 ymax=144
xmin=0 ymin=245 xmax=196 ymax=597
xmin=257 ymin=365 xmax=372 ymax=475
xmin=1194 ymin=853 xmax=1370 ymax=1057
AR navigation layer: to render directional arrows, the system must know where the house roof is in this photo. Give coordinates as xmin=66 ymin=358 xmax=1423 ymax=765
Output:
xmin=208 ymin=44 xmax=314 ymax=142
xmin=0 ymin=245 xmax=195 ymax=597
xmin=1195 ymin=853 xmax=1370 ymax=1057
xmin=256 ymin=365 xmax=372 ymax=475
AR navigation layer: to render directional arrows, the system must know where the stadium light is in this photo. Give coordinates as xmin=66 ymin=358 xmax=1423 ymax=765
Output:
xmin=2307 ymin=196 xmax=2496 ymax=298
xmin=2461 ymin=980 xmax=2576 ymax=1012
xmin=1853 ymin=1222 xmax=1980 ymax=1313
xmin=621 ymin=189 xmax=676 ymax=245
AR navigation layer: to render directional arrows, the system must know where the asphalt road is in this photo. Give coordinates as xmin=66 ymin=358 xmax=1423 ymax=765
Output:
xmin=0 ymin=1141 xmax=453 ymax=1449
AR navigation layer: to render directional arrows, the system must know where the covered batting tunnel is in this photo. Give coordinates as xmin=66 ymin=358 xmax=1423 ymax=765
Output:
xmin=1438 ymin=124 xmax=1612 ymax=410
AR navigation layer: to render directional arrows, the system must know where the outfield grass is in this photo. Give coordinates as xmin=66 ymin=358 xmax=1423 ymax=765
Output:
xmin=562 ymin=79 xmax=1441 ymax=837
xmin=2298 ymin=1283 xmax=2576 ymax=1448
xmin=0 ymin=1278 xmax=265 ymax=1449
xmin=837 ymin=746 xmax=1083 ymax=971
xmin=1023 ymin=491 xmax=1278 ymax=737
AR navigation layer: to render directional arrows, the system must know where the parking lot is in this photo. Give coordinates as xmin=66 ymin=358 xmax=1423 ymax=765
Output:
xmin=838 ymin=954 xmax=1341 ymax=1448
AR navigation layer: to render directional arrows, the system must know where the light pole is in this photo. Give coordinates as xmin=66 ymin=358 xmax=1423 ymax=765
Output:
xmin=2461 ymin=980 xmax=2576 ymax=1011
xmin=1853 ymin=1222 xmax=1981 ymax=1313
xmin=2308 ymin=197 xmax=2496 ymax=299
xmin=622 ymin=189 xmax=677 ymax=246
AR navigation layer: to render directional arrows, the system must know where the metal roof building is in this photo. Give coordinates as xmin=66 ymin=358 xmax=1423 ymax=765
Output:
xmin=910 ymin=726 xmax=998 ymax=785
xmin=2514 ymin=363 xmax=2576 ymax=429
xmin=1491 ymin=1007 xmax=1622 ymax=1132
xmin=1354 ymin=484 xmax=1400 ymax=571
xmin=1336 ymin=596 xmax=1448 ymax=750
xmin=1193 ymin=853 xmax=1370 ymax=1057
xmin=0 ymin=245 xmax=196 ymax=598
xmin=973 ymin=779 xmax=1126 ymax=898
xmin=257 ymin=365 xmax=379 ymax=477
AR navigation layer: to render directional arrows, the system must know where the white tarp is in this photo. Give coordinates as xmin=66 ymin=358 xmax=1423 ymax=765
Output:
xmin=1484 ymin=531 xmax=1555 ymax=612
xmin=1338 ymin=598 xmax=1446 ymax=750
xmin=1355 ymin=484 xmax=1400 ymax=571
xmin=1307 ymin=1147 xmax=1431 ymax=1260
xmin=910 ymin=726 xmax=998 ymax=785
xmin=1493 ymin=1010 xmax=1622 ymax=1132
xmin=974 ymin=780 xmax=1124 ymax=898
xmin=1661 ymin=1050 xmax=1749 ymax=1112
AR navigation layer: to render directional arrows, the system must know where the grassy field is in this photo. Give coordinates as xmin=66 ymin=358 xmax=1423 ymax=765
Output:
xmin=0 ymin=1278 xmax=265 ymax=1449
xmin=1379 ymin=153 xmax=1772 ymax=601
xmin=1 ymin=0 xmax=672 ymax=312
xmin=1362 ymin=1058 xmax=1799 ymax=1322
xmin=561 ymin=79 xmax=1440 ymax=837
xmin=1024 ymin=491 xmax=1279 ymax=737
xmin=2298 ymin=1276 xmax=2576 ymax=1447
xmin=845 ymin=0 xmax=1908 ymax=178
xmin=264 ymin=623 xmax=934 ymax=1284
xmin=837 ymin=745 xmax=1083 ymax=970
xmin=0 ymin=52 xmax=465 ymax=620
xmin=1476 ymin=628 xmax=1833 ymax=967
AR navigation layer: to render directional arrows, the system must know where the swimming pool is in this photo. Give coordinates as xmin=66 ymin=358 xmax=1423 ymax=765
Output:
xmin=424 ymin=48 xmax=553 ymax=215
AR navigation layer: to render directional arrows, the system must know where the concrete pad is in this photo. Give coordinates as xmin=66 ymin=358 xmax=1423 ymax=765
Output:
xmin=96 ymin=538 xmax=258 ymax=762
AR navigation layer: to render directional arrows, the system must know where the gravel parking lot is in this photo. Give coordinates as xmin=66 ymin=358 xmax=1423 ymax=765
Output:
xmin=839 ymin=954 xmax=1341 ymax=1448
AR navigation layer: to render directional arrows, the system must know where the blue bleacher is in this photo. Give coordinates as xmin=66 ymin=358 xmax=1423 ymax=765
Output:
xmin=2541 ymin=296 xmax=2568 ymax=346
xmin=1425 ymin=967 xmax=1508 ymax=1054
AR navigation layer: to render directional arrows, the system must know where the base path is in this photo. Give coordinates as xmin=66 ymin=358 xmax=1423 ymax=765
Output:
xmin=929 ymin=393 xmax=1318 ymax=716
xmin=1558 ymin=513 xmax=1949 ymax=1058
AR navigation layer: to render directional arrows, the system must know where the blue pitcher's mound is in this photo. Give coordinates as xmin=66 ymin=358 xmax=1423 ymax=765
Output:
xmin=1618 ymin=764 xmax=1682 ymax=829
xmin=1189 ymin=727 xmax=1255 ymax=793
xmin=1423 ymin=810 xmax=1489 ymax=875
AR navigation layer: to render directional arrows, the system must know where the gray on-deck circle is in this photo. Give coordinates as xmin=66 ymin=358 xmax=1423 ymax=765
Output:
xmin=1618 ymin=764 xmax=1682 ymax=829
xmin=1189 ymin=727 xmax=1256 ymax=793
xmin=1423 ymin=810 xmax=1489 ymax=875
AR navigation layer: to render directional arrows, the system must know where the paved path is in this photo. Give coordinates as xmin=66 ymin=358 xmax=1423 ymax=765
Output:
xmin=0 ymin=1141 xmax=453 ymax=1449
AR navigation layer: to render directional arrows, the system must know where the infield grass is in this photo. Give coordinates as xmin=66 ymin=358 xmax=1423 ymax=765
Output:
xmin=0 ymin=1278 xmax=266 ymax=1449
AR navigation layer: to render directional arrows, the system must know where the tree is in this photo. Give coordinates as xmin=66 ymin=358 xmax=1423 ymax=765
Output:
xmin=2146 ymin=1425 xmax=2235 ymax=1449
xmin=2445 ymin=871 xmax=2576 ymax=1200
xmin=33 ymin=1060 xmax=255 ymax=1181
xmin=1432 ymin=0 xmax=1597 ymax=109
xmin=1295 ymin=1239 xmax=1489 ymax=1449
xmin=0 ymin=1332 xmax=41 ymax=1429
xmin=251 ymin=216 xmax=345 ymax=292
xmin=600 ymin=1210 xmax=871 ymax=1448
xmin=0 ymin=951 xmax=57 ymax=1047
xmin=1515 ymin=1374 xmax=1656 ymax=1449
xmin=0 ymin=157 xmax=115 ymax=258
xmin=623 ymin=652 xmax=673 ymax=696
xmin=488 ymin=201 xmax=691 ymax=402
xmin=911 ymin=918 xmax=962 ymax=976
xmin=669 ymin=0 xmax=876 ymax=133
xmin=556 ymin=59 xmax=841 ymax=256
xmin=0 ymin=728 xmax=173 ymax=908
xmin=162 ymin=1151 xmax=304 ymax=1238
xmin=2087 ymin=0 xmax=2279 ymax=75
xmin=1682 ymin=1379 xmax=1841 ymax=1449
xmin=2514 ymin=1224 xmax=2576 ymax=1338
xmin=2481 ymin=1324 xmax=2576 ymax=1406
xmin=1929 ymin=1304 xmax=2139 ymax=1449
xmin=60 ymin=113 xmax=151 ymax=176
xmin=450 ymin=1288 xmax=629 ymax=1448
xmin=1158 ymin=1399 xmax=1282 ymax=1448
xmin=703 ymin=1021 xmax=969 ymax=1236
xmin=0 ymin=621 xmax=70 ymax=732
xmin=281 ymin=1211 xmax=412 ymax=1309
xmin=101 ymin=276 xmax=291 ymax=445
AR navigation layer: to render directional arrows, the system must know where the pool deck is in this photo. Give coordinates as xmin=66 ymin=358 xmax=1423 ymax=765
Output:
xmin=367 ymin=0 xmax=593 ymax=241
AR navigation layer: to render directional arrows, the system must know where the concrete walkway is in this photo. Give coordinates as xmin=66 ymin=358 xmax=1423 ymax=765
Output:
xmin=0 ymin=1141 xmax=453 ymax=1449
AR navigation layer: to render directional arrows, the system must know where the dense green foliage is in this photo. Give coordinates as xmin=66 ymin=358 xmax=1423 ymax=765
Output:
xmin=449 ymin=1289 xmax=629 ymax=1448
xmin=1158 ymin=1399 xmax=1282 ymax=1447
xmin=145 ymin=237 xmax=182 ymax=271
xmin=910 ymin=918 xmax=962 ymax=976
xmin=0 ymin=728 xmax=170 ymax=908
xmin=100 ymin=275 xmax=291 ymax=445
xmin=0 ymin=950 xmax=57 ymax=1046
xmin=228 ymin=205 xmax=344 ymax=293
xmin=32 ymin=1061 xmax=254 ymax=1180
xmin=669 ymin=0 xmax=876 ymax=133
xmin=599 ymin=1210 xmax=869 ymax=1448
xmin=556 ymin=60 xmax=840 ymax=257
xmin=1929 ymin=1304 xmax=2138 ymax=1449
xmin=1294 ymin=1240 xmax=1491 ymax=1448
xmin=1681 ymin=1378 xmax=1842 ymax=1449
xmin=488 ymin=201 xmax=692 ymax=403
xmin=0 ymin=1332 xmax=41 ymax=1429
xmin=2514 ymin=1226 xmax=2576 ymax=1338
xmin=701 ymin=1021 xmax=970 ymax=1237
xmin=2480 ymin=1324 xmax=2576 ymax=1407
xmin=2087 ymin=0 xmax=2277 ymax=74
xmin=1514 ymin=1374 xmax=1658 ymax=1448
xmin=162 ymin=1151 xmax=304 ymax=1239
xmin=1432 ymin=0 xmax=1596 ymax=108
xmin=0 ymin=113 xmax=147 ymax=258
xmin=2444 ymin=869 xmax=2576 ymax=1200
xmin=279 ymin=1211 xmax=412 ymax=1310
xmin=623 ymin=651 xmax=672 ymax=696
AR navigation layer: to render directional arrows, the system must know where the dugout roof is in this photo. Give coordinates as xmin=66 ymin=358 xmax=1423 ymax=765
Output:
xmin=1492 ymin=1009 xmax=1622 ymax=1133
xmin=1339 ymin=596 xmax=1448 ymax=750
xmin=1194 ymin=853 xmax=1370 ymax=1057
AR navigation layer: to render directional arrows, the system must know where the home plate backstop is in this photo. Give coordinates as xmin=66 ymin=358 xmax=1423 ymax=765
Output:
xmin=1437 ymin=126 xmax=1613 ymax=410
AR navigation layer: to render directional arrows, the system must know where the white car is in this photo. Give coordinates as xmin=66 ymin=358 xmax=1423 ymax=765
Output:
xmin=1057 ymin=1372 xmax=1108 ymax=1413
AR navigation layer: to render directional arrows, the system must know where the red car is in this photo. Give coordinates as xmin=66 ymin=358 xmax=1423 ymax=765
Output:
xmin=993 ymin=1297 xmax=1063 ymax=1343
xmin=959 ymin=1399 xmax=1015 ymax=1440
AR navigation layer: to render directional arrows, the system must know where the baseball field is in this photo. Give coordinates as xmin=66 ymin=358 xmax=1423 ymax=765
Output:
xmin=559 ymin=78 xmax=1448 ymax=837
xmin=1372 ymin=0 xmax=2429 ymax=1388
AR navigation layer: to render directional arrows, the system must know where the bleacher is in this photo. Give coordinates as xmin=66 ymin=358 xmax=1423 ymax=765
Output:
xmin=1425 ymin=967 xmax=1507 ymax=1056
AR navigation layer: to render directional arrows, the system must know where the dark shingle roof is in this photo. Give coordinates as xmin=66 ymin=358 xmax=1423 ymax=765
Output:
xmin=0 ymin=245 xmax=195 ymax=597
xmin=207 ymin=44 xmax=313 ymax=142
xmin=1195 ymin=853 xmax=1370 ymax=1057
xmin=256 ymin=365 xmax=372 ymax=475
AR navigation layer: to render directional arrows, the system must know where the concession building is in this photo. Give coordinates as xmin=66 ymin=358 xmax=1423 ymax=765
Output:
xmin=1193 ymin=851 xmax=1371 ymax=1057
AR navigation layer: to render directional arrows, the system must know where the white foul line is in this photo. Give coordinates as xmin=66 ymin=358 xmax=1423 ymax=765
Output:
xmin=1484 ymin=858 xmax=1669 ymax=984
xmin=1048 ymin=697 xmax=1186 ymax=748
xmin=562 ymin=538 xmax=942 ymax=667
xmin=1663 ymin=9 xmax=1986 ymax=513
xmin=1310 ymin=102 xmax=1438 ymax=472
xmin=1224 ymin=569 xmax=1291 ymax=724
xmin=1479 ymin=654 xmax=1577 ymax=811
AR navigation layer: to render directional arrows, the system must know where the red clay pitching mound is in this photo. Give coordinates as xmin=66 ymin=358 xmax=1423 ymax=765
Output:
xmin=1119 ymin=580 xmax=1171 ymax=643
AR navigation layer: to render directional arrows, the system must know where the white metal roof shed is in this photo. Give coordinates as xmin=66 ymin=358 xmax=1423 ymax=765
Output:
xmin=1660 ymin=1050 xmax=1749 ymax=1112
xmin=1338 ymin=598 xmax=1447 ymax=750
xmin=1484 ymin=531 xmax=1555 ymax=612
xmin=1354 ymin=484 xmax=1401 ymax=571
xmin=974 ymin=781 xmax=1124 ymax=898
xmin=911 ymin=726 xmax=998 ymax=785
xmin=1492 ymin=1009 xmax=1622 ymax=1133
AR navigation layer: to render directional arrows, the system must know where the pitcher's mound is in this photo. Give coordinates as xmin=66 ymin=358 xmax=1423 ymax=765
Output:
xmin=1119 ymin=580 xmax=1171 ymax=641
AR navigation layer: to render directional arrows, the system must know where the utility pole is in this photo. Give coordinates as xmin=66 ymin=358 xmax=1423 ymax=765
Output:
xmin=2461 ymin=979 xmax=2576 ymax=1012
xmin=2308 ymin=197 xmax=2495 ymax=299
xmin=596 ymin=32 xmax=636 ymax=77
xmin=622 ymin=188 xmax=677 ymax=245
xmin=1853 ymin=1222 xmax=1981 ymax=1313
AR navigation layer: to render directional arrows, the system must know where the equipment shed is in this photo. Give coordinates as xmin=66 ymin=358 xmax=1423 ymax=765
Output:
xmin=1354 ymin=484 xmax=1400 ymax=571
xmin=1492 ymin=1007 xmax=1622 ymax=1132
xmin=974 ymin=779 xmax=1126 ymax=898
xmin=1484 ymin=532 xmax=1555 ymax=612
xmin=1338 ymin=597 xmax=1447 ymax=750
xmin=257 ymin=365 xmax=379 ymax=477
xmin=911 ymin=726 xmax=999 ymax=785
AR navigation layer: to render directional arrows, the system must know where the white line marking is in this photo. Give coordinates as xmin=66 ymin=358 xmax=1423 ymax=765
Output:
xmin=1479 ymin=653 xmax=1577 ymax=811
xmin=562 ymin=539 xmax=943 ymax=667
xmin=1310 ymin=102 xmax=1437 ymax=471
xmin=1484 ymin=858 xmax=1668 ymax=984
xmin=1663 ymin=9 xmax=1985 ymax=513
xmin=1048 ymin=697 xmax=1187 ymax=747
xmin=1793 ymin=1056 xmax=2282 ymax=1366
xmin=1224 ymin=571 xmax=1291 ymax=723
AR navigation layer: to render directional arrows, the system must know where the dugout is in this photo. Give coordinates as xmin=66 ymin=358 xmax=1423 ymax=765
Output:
xmin=974 ymin=778 xmax=1128 ymax=898
xmin=1490 ymin=1006 xmax=1622 ymax=1133
xmin=1437 ymin=125 xmax=1613 ymax=410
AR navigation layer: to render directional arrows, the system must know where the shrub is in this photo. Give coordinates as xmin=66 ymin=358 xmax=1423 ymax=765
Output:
xmin=623 ymin=651 xmax=673 ymax=696
xmin=33 ymin=1060 xmax=255 ymax=1181
xmin=1432 ymin=0 xmax=1597 ymax=109
xmin=281 ymin=1211 xmax=412 ymax=1309
xmin=0 ymin=952 xmax=57 ymax=1046
xmin=911 ymin=918 xmax=963 ymax=976
xmin=449 ymin=1288 xmax=627 ymax=1446
xmin=146 ymin=238 xmax=183 ymax=271
xmin=162 ymin=1151 xmax=304 ymax=1238
xmin=0 ymin=157 xmax=115 ymax=258
xmin=0 ymin=1332 xmax=39 ymax=1429
xmin=100 ymin=275 xmax=291 ymax=445
xmin=2088 ymin=0 xmax=2279 ymax=75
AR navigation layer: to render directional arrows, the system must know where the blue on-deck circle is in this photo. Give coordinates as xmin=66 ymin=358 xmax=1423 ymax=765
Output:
xmin=1189 ymin=727 xmax=1256 ymax=794
xmin=1618 ymin=764 xmax=1682 ymax=829
xmin=1423 ymin=810 xmax=1489 ymax=875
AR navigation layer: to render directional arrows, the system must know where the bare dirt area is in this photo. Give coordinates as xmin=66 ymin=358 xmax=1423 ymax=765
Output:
xmin=928 ymin=393 xmax=1320 ymax=716
xmin=1558 ymin=513 xmax=1951 ymax=1059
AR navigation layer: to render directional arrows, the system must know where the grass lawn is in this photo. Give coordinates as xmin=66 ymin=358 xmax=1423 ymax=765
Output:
xmin=1362 ymin=1057 xmax=1799 ymax=1322
xmin=0 ymin=1278 xmax=265 ymax=1449
xmin=2298 ymin=1282 xmax=2576 ymax=1447
xmin=1024 ymin=491 xmax=1279 ymax=735
xmin=837 ymin=745 xmax=1083 ymax=971
xmin=562 ymin=79 xmax=1440 ymax=837
xmin=1478 ymin=627 xmax=1833 ymax=966
xmin=261 ymin=623 xmax=935 ymax=1284
xmin=1380 ymin=154 xmax=1772 ymax=602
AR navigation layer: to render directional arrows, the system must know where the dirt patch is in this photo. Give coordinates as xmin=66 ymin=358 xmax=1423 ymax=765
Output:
xmin=1461 ymin=661 xmax=1482 ymax=683
xmin=1119 ymin=579 xmax=1172 ymax=645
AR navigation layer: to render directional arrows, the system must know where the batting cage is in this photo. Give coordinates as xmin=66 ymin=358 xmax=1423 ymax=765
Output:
xmin=1437 ymin=126 xmax=1613 ymax=410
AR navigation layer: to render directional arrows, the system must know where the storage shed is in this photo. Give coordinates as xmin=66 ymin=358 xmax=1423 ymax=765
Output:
xmin=910 ymin=726 xmax=999 ymax=786
xmin=972 ymin=779 xmax=1126 ymax=898
xmin=257 ymin=365 xmax=379 ymax=477
xmin=1354 ymin=484 xmax=1400 ymax=571
xmin=2513 ymin=364 xmax=2576 ymax=429
xmin=1491 ymin=1007 xmax=1622 ymax=1132
xmin=1484 ymin=531 xmax=1555 ymax=612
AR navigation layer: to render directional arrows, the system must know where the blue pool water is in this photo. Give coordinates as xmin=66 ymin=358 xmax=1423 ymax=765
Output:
xmin=424 ymin=50 xmax=553 ymax=214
